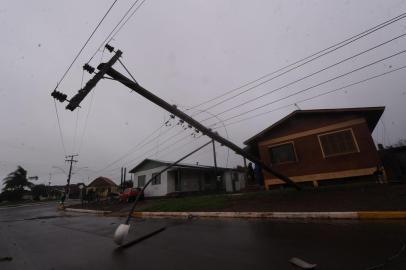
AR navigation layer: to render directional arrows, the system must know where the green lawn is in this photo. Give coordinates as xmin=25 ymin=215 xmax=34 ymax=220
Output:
xmin=137 ymin=194 xmax=229 ymax=212
xmin=132 ymin=181 xmax=401 ymax=212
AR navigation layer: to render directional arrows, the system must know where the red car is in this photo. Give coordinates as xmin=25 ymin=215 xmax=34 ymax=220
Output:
xmin=120 ymin=188 xmax=144 ymax=202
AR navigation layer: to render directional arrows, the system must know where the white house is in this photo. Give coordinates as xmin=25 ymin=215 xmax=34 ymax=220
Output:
xmin=129 ymin=159 xmax=246 ymax=197
xmin=223 ymin=170 xmax=247 ymax=192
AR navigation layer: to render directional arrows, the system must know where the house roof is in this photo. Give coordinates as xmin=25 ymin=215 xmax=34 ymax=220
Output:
xmin=244 ymin=106 xmax=385 ymax=145
xmin=88 ymin=177 xmax=117 ymax=187
xmin=129 ymin=158 xmax=230 ymax=174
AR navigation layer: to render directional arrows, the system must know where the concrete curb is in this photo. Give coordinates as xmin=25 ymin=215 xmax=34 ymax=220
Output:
xmin=131 ymin=211 xmax=406 ymax=220
xmin=64 ymin=208 xmax=112 ymax=215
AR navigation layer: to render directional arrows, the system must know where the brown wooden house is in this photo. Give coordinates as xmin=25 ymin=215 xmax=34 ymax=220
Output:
xmin=244 ymin=107 xmax=385 ymax=188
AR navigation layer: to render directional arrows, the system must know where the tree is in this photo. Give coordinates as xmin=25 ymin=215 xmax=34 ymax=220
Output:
xmin=31 ymin=184 xmax=48 ymax=201
xmin=1 ymin=166 xmax=33 ymax=201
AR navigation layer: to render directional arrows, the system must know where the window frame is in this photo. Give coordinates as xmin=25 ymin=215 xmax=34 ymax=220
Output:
xmin=151 ymin=173 xmax=161 ymax=185
xmin=317 ymin=128 xmax=360 ymax=158
xmin=267 ymin=141 xmax=298 ymax=165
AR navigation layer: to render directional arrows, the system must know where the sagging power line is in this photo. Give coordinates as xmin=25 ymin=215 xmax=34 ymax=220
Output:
xmin=84 ymin=13 xmax=406 ymax=178
xmin=189 ymin=12 xmax=406 ymax=115
xmin=54 ymin=45 xmax=300 ymax=189
xmin=199 ymin=33 xmax=406 ymax=123
xmin=208 ymin=64 xmax=406 ymax=129
xmin=205 ymin=48 xmax=406 ymax=125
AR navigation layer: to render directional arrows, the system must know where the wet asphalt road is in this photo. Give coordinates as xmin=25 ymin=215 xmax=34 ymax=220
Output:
xmin=1 ymin=203 xmax=406 ymax=270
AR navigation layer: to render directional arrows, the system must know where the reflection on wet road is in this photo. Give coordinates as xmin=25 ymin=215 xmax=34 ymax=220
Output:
xmin=1 ymin=203 xmax=406 ymax=269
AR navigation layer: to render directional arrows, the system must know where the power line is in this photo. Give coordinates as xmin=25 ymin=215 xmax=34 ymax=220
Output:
xmin=95 ymin=105 xmax=222 ymax=175
xmin=200 ymin=32 xmax=406 ymax=122
xmin=72 ymin=108 xmax=80 ymax=154
xmin=53 ymin=99 xmax=67 ymax=157
xmin=56 ymin=0 xmax=118 ymax=86
xmin=101 ymin=127 xmax=195 ymax=176
xmin=91 ymin=29 xmax=406 ymax=174
xmin=95 ymin=123 xmax=168 ymax=173
xmin=96 ymin=117 xmax=194 ymax=175
xmin=91 ymin=13 xmax=406 ymax=177
xmin=78 ymin=77 xmax=96 ymax=155
xmin=108 ymin=0 xmax=147 ymax=44
xmin=108 ymin=61 xmax=406 ymax=175
xmin=209 ymin=64 xmax=406 ymax=129
xmin=188 ymin=12 xmax=406 ymax=114
xmin=93 ymin=14 xmax=406 ymax=174
xmin=107 ymin=128 xmax=187 ymax=173
xmin=103 ymin=105 xmax=230 ymax=174
xmin=117 ymin=132 xmax=203 ymax=174
xmin=179 ymin=105 xmax=231 ymax=167
xmin=88 ymin=0 xmax=146 ymax=63
xmin=202 ymin=48 xmax=406 ymax=124
xmin=73 ymin=70 xmax=85 ymax=153
xmin=159 ymin=135 xmax=203 ymax=160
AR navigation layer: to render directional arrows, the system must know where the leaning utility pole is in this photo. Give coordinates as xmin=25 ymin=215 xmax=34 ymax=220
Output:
xmin=54 ymin=45 xmax=300 ymax=190
xmin=65 ymin=154 xmax=78 ymax=198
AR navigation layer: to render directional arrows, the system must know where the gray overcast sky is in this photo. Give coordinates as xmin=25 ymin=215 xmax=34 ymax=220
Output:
xmin=1 ymin=0 xmax=405 ymax=185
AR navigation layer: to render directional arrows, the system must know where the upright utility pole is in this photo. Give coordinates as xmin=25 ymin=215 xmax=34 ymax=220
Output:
xmin=120 ymin=167 xmax=123 ymax=190
xmin=124 ymin=167 xmax=127 ymax=188
xmin=212 ymin=140 xmax=218 ymax=179
xmin=65 ymin=154 xmax=78 ymax=198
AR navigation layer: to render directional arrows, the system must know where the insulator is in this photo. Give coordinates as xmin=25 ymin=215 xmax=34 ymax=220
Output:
xmin=105 ymin=44 xmax=114 ymax=52
xmin=83 ymin=63 xmax=95 ymax=74
xmin=51 ymin=90 xmax=67 ymax=103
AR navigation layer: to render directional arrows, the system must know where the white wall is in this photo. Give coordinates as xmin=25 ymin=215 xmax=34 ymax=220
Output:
xmin=224 ymin=171 xmax=246 ymax=192
xmin=132 ymin=167 xmax=231 ymax=196
xmin=132 ymin=166 xmax=168 ymax=197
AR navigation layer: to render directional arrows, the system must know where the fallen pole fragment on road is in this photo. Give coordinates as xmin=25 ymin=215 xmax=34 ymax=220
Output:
xmin=289 ymin=257 xmax=317 ymax=269
xmin=113 ymin=141 xmax=212 ymax=246
xmin=117 ymin=227 xmax=166 ymax=250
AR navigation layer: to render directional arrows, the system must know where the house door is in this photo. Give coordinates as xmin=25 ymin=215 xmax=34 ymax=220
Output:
xmin=174 ymin=170 xmax=181 ymax=192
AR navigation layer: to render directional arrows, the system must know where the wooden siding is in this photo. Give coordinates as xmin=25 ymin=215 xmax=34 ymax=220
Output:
xmin=257 ymin=114 xmax=381 ymax=186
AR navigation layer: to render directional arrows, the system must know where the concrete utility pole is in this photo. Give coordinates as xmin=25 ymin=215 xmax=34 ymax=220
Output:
xmin=65 ymin=154 xmax=78 ymax=198
xmin=212 ymin=139 xmax=218 ymax=178
xmin=120 ymin=167 xmax=123 ymax=190
xmin=124 ymin=167 xmax=127 ymax=188
xmin=61 ymin=46 xmax=300 ymax=190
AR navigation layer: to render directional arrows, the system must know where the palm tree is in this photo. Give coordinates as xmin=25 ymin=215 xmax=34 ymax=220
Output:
xmin=2 ymin=166 xmax=33 ymax=201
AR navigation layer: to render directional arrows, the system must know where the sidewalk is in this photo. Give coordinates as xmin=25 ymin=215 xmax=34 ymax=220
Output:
xmin=131 ymin=211 xmax=406 ymax=220
xmin=66 ymin=183 xmax=406 ymax=219
xmin=64 ymin=207 xmax=406 ymax=220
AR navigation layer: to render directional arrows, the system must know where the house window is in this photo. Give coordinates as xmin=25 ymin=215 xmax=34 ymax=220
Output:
xmin=151 ymin=173 xmax=161 ymax=185
xmin=138 ymin=175 xmax=146 ymax=187
xmin=268 ymin=142 xmax=297 ymax=164
xmin=318 ymin=129 xmax=359 ymax=157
